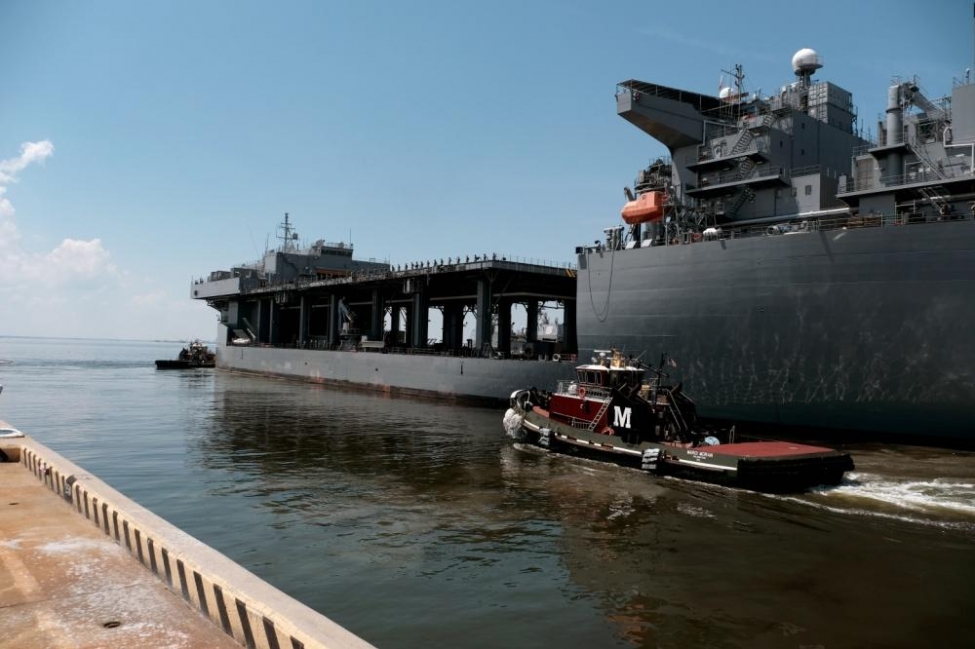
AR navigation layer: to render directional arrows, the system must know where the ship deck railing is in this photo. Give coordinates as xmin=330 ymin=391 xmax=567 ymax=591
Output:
xmin=839 ymin=166 xmax=973 ymax=194
xmin=616 ymin=80 xmax=727 ymax=117
xmin=730 ymin=212 xmax=970 ymax=238
xmin=852 ymin=141 xmax=881 ymax=157
xmin=617 ymin=209 xmax=974 ymax=252
xmin=195 ymin=254 xmax=577 ymax=296
xmin=698 ymin=164 xmax=786 ymax=188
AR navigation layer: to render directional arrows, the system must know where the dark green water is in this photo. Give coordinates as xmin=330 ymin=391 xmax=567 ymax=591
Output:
xmin=2 ymin=337 xmax=974 ymax=648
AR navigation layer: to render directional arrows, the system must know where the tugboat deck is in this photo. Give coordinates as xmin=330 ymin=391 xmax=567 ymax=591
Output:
xmin=704 ymin=441 xmax=839 ymax=458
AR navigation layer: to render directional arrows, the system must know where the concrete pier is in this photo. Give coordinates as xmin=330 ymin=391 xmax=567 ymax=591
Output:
xmin=0 ymin=425 xmax=376 ymax=649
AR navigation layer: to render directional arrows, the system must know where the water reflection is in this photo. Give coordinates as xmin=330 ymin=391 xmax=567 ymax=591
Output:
xmin=189 ymin=375 xmax=975 ymax=647
xmin=6 ymin=340 xmax=973 ymax=646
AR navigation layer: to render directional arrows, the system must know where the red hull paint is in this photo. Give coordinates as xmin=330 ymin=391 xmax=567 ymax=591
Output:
xmin=705 ymin=441 xmax=836 ymax=458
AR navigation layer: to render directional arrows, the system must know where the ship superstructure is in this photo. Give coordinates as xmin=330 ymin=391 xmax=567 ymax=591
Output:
xmin=577 ymin=49 xmax=975 ymax=439
xmin=632 ymin=51 xmax=862 ymax=237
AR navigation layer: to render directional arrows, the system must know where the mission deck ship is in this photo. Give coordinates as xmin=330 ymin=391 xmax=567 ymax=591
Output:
xmin=577 ymin=48 xmax=975 ymax=439
xmin=192 ymin=214 xmax=579 ymax=405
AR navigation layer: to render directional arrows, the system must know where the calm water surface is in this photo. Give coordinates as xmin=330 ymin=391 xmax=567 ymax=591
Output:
xmin=2 ymin=337 xmax=974 ymax=648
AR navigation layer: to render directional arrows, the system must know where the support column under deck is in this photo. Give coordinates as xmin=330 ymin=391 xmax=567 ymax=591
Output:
xmin=370 ymin=289 xmax=383 ymax=341
xmin=328 ymin=294 xmax=339 ymax=348
xmin=404 ymin=303 xmax=414 ymax=350
xmin=476 ymin=279 xmax=493 ymax=355
xmin=269 ymin=299 xmax=280 ymax=346
xmin=442 ymin=303 xmax=464 ymax=352
xmin=390 ymin=306 xmax=401 ymax=346
xmin=298 ymin=295 xmax=308 ymax=346
xmin=497 ymin=298 xmax=512 ymax=357
xmin=526 ymin=300 xmax=538 ymax=344
xmin=411 ymin=291 xmax=429 ymax=348
xmin=256 ymin=299 xmax=270 ymax=344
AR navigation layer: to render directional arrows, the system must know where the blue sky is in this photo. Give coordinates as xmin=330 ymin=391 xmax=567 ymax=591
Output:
xmin=0 ymin=0 xmax=970 ymax=340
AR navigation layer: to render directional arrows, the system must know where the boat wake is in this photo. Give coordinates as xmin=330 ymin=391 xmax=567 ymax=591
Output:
xmin=833 ymin=473 xmax=975 ymax=517
xmin=780 ymin=472 xmax=975 ymax=531
xmin=515 ymin=442 xmax=975 ymax=530
xmin=819 ymin=472 xmax=975 ymax=515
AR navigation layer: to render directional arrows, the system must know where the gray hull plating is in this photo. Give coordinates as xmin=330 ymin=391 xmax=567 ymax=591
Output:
xmin=577 ymin=221 xmax=975 ymax=438
xmin=216 ymin=336 xmax=575 ymax=406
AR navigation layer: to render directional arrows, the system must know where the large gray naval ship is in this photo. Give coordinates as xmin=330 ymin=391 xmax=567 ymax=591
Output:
xmin=192 ymin=214 xmax=578 ymax=405
xmin=577 ymin=49 xmax=975 ymax=439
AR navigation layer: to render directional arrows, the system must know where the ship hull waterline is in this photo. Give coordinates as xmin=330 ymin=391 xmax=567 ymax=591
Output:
xmin=215 ymin=337 xmax=577 ymax=408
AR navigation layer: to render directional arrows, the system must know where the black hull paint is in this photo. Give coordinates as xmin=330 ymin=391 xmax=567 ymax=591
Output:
xmin=155 ymin=360 xmax=215 ymax=369
xmin=511 ymin=408 xmax=853 ymax=492
xmin=576 ymin=221 xmax=975 ymax=438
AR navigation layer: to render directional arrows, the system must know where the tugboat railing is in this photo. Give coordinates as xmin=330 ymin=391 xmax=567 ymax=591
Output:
xmin=555 ymin=381 xmax=612 ymax=401
xmin=566 ymin=416 xmax=595 ymax=430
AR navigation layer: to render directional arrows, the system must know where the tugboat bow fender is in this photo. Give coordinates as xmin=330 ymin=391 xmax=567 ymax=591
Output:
xmin=509 ymin=389 xmax=532 ymax=411
xmin=502 ymin=408 xmax=527 ymax=441
xmin=641 ymin=448 xmax=662 ymax=472
xmin=538 ymin=427 xmax=553 ymax=448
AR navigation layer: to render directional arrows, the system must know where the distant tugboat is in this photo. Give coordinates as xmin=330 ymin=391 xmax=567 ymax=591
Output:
xmin=503 ymin=349 xmax=854 ymax=492
xmin=155 ymin=341 xmax=216 ymax=369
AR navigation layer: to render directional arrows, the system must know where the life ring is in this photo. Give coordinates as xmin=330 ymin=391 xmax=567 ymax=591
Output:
xmin=552 ymin=353 xmax=561 ymax=362
xmin=578 ymin=387 xmax=587 ymax=400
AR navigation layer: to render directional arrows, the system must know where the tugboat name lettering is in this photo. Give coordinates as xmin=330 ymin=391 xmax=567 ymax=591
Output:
xmin=613 ymin=406 xmax=632 ymax=429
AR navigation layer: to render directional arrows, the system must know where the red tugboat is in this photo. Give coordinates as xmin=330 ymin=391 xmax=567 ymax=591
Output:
xmin=502 ymin=350 xmax=854 ymax=492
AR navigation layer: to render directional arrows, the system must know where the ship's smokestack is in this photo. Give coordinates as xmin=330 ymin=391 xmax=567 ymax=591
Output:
xmin=885 ymin=83 xmax=903 ymax=145
xmin=885 ymin=82 xmax=904 ymax=181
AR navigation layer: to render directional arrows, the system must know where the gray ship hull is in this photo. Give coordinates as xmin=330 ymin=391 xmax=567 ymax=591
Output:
xmin=215 ymin=330 xmax=576 ymax=406
xmin=577 ymin=221 xmax=975 ymax=438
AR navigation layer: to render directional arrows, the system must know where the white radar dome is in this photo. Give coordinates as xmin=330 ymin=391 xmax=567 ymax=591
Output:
xmin=792 ymin=48 xmax=822 ymax=74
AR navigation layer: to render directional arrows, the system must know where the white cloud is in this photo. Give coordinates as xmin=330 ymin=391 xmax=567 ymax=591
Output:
xmin=43 ymin=238 xmax=118 ymax=283
xmin=0 ymin=139 xmax=55 ymax=244
xmin=0 ymin=140 xmax=117 ymax=288
xmin=0 ymin=140 xmax=54 ymax=189
xmin=0 ymin=187 xmax=15 ymax=219
xmin=0 ymin=139 xmax=215 ymax=340
xmin=0 ymin=205 xmax=18 ymax=246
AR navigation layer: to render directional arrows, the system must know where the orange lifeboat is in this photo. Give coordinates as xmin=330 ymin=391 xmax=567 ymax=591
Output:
xmin=621 ymin=191 xmax=665 ymax=224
